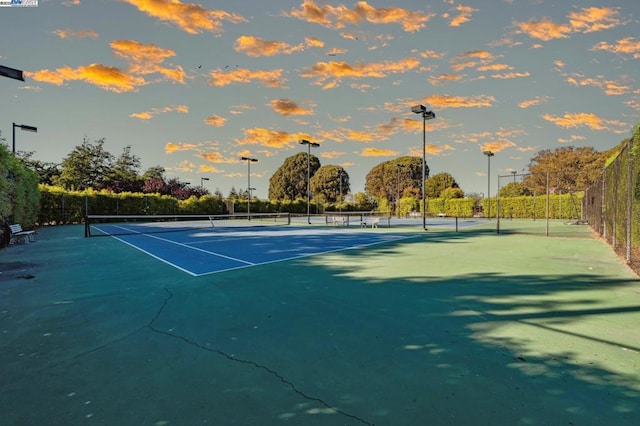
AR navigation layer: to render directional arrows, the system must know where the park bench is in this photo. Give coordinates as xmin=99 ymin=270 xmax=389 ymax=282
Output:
xmin=9 ymin=224 xmax=36 ymax=244
xmin=330 ymin=216 xmax=348 ymax=226
xmin=360 ymin=217 xmax=380 ymax=228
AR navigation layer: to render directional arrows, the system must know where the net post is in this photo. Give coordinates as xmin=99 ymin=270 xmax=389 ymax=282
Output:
xmin=84 ymin=215 xmax=90 ymax=238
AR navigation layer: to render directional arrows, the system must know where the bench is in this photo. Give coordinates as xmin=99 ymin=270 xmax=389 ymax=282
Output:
xmin=9 ymin=224 xmax=36 ymax=244
xmin=331 ymin=216 xmax=348 ymax=226
xmin=360 ymin=217 xmax=380 ymax=228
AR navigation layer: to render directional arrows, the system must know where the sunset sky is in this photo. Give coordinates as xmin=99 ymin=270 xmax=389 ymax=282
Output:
xmin=2 ymin=0 xmax=639 ymax=199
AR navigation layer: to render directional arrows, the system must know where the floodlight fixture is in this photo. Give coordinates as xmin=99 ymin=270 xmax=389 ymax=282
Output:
xmin=240 ymin=156 xmax=258 ymax=219
xmin=411 ymin=105 xmax=436 ymax=230
xmin=12 ymin=122 xmax=38 ymax=155
xmin=483 ymin=150 xmax=495 ymax=219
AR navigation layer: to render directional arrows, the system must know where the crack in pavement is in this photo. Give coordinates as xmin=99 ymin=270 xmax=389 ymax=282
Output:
xmin=47 ymin=287 xmax=373 ymax=425
xmin=149 ymin=288 xmax=374 ymax=426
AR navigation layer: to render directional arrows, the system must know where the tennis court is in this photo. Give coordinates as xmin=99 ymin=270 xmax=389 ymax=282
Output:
xmin=1 ymin=221 xmax=639 ymax=425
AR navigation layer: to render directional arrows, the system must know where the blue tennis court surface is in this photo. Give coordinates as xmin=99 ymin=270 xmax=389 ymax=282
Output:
xmin=102 ymin=226 xmax=419 ymax=276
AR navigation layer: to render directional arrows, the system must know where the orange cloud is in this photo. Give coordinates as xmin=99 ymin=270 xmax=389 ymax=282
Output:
xmin=477 ymin=63 xmax=512 ymax=72
xmin=204 ymin=115 xmax=227 ymax=127
xmin=285 ymin=0 xmax=434 ymax=32
xmin=424 ymin=94 xmax=495 ymax=109
xmin=518 ymin=96 xmax=550 ymax=108
xmin=269 ymin=99 xmax=313 ymax=116
xmin=447 ymin=5 xmax=477 ymax=27
xmin=130 ymin=105 xmax=189 ymax=120
xmin=208 ymin=67 xmax=286 ymax=88
xmin=429 ymin=74 xmax=463 ymax=85
xmin=300 ymin=57 xmax=420 ymax=88
xmin=305 ymin=37 xmax=324 ymax=48
xmin=481 ymin=140 xmax=517 ymax=153
xmin=236 ymin=128 xmax=311 ymax=149
xmin=541 ymin=112 xmax=620 ymax=130
xmin=419 ymin=50 xmax=445 ymax=59
xmin=234 ymin=35 xmax=307 ymax=57
xmin=27 ymin=64 xmax=146 ymax=93
xmin=568 ymin=7 xmax=621 ymax=33
xmin=361 ymin=147 xmax=398 ymax=157
xmin=591 ymin=37 xmax=640 ymax=59
xmin=53 ymin=29 xmax=99 ymax=39
xmin=514 ymin=18 xmax=572 ymax=41
xmin=110 ymin=40 xmax=186 ymax=84
xmin=165 ymin=142 xmax=201 ymax=153
xmin=197 ymin=152 xmax=236 ymax=163
xmin=321 ymin=151 xmax=345 ymax=159
xmin=566 ymin=75 xmax=631 ymax=96
xmin=491 ymin=71 xmax=530 ymax=79
xmin=122 ymin=0 xmax=246 ymax=34
xmin=317 ymin=128 xmax=388 ymax=143
xmin=198 ymin=164 xmax=223 ymax=173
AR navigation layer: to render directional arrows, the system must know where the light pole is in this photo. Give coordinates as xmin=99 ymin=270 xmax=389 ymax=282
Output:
xmin=240 ymin=156 xmax=258 ymax=219
xmin=200 ymin=177 xmax=210 ymax=188
xmin=338 ymin=169 xmax=343 ymax=213
xmin=299 ymin=139 xmax=320 ymax=224
xmin=511 ymin=170 xmax=517 ymax=184
xmin=483 ymin=150 xmax=494 ymax=219
xmin=411 ymin=105 xmax=436 ymax=230
xmin=12 ymin=122 xmax=38 ymax=155
xmin=396 ymin=164 xmax=403 ymax=218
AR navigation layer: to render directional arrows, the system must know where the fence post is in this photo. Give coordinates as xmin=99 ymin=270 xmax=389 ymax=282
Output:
xmin=627 ymin=138 xmax=633 ymax=264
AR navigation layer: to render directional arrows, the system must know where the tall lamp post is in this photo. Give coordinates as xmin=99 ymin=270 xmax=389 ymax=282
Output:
xmin=12 ymin=122 xmax=38 ymax=155
xmin=511 ymin=170 xmax=517 ymax=183
xmin=483 ymin=150 xmax=494 ymax=220
xmin=396 ymin=164 xmax=403 ymax=218
xmin=299 ymin=139 xmax=320 ymax=224
xmin=338 ymin=169 xmax=343 ymax=213
xmin=411 ymin=105 xmax=436 ymax=230
xmin=200 ymin=177 xmax=210 ymax=188
xmin=240 ymin=156 xmax=258 ymax=219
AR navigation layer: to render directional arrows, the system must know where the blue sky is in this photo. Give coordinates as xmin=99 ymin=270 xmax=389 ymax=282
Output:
xmin=1 ymin=0 xmax=639 ymax=198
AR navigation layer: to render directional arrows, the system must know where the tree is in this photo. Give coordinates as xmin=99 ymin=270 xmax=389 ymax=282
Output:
xmin=269 ymin=152 xmax=320 ymax=201
xmin=142 ymin=166 xmax=166 ymax=181
xmin=499 ymin=182 xmax=531 ymax=197
xmin=16 ymin=151 xmax=60 ymax=185
xmin=425 ymin=172 xmax=460 ymax=198
xmin=365 ymin=156 xmax=423 ymax=201
xmin=309 ymin=165 xmax=350 ymax=203
xmin=105 ymin=145 xmax=142 ymax=193
xmin=524 ymin=146 xmax=606 ymax=193
xmin=55 ymin=137 xmax=114 ymax=190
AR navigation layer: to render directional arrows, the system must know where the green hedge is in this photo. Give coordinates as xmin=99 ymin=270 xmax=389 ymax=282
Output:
xmin=0 ymin=144 xmax=40 ymax=228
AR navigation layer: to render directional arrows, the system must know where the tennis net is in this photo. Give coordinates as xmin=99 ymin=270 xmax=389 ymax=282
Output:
xmin=84 ymin=213 xmax=291 ymax=237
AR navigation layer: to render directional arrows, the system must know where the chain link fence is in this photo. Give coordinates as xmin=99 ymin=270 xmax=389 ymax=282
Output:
xmin=583 ymin=137 xmax=639 ymax=269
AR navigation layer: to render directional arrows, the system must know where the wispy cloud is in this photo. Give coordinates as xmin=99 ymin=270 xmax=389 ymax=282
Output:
xmin=235 ymin=36 xmax=318 ymax=57
xmin=518 ymin=96 xmax=551 ymax=108
xmin=111 ymin=40 xmax=186 ymax=84
xmin=269 ymin=99 xmax=314 ymax=116
xmin=204 ymin=115 xmax=227 ymax=127
xmin=27 ymin=64 xmax=145 ymax=93
xmin=361 ymin=147 xmax=398 ymax=157
xmin=300 ymin=57 xmax=420 ymax=89
xmin=122 ymin=0 xmax=246 ymax=34
xmin=236 ymin=128 xmax=311 ymax=149
xmin=444 ymin=4 xmax=477 ymax=27
xmin=130 ymin=105 xmax=189 ymax=120
xmin=514 ymin=6 xmax=623 ymax=41
xmin=284 ymin=0 xmax=435 ymax=32
xmin=424 ymin=94 xmax=496 ymax=109
xmin=591 ymin=37 xmax=640 ymax=59
xmin=542 ymin=112 xmax=626 ymax=131
xmin=53 ymin=29 xmax=99 ymax=39
xmin=165 ymin=142 xmax=202 ymax=153
xmin=208 ymin=67 xmax=286 ymax=88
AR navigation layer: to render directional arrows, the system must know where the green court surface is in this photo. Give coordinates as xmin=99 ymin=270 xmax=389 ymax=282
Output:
xmin=1 ymin=222 xmax=639 ymax=426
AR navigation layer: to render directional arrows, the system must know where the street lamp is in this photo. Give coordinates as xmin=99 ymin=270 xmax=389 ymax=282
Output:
xmin=240 ymin=156 xmax=258 ymax=219
xmin=12 ymin=122 xmax=38 ymax=155
xmin=511 ymin=170 xmax=517 ymax=183
xmin=411 ymin=105 xmax=436 ymax=230
xmin=0 ymin=65 xmax=25 ymax=82
xmin=396 ymin=164 xmax=403 ymax=218
xmin=299 ymin=139 xmax=320 ymax=224
xmin=338 ymin=169 xmax=344 ymax=213
xmin=200 ymin=177 xmax=210 ymax=188
xmin=483 ymin=150 xmax=494 ymax=219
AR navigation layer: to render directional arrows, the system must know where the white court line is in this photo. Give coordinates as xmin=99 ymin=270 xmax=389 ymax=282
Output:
xmin=143 ymin=233 xmax=255 ymax=265
xmin=193 ymin=234 xmax=420 ymax=277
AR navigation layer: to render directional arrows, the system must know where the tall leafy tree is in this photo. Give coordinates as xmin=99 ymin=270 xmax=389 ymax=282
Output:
xmin=55 ymin=137 xmax=114 ymax=190
xmin=310 ymin=165 xmax=349 ymax=203
xmin=365 ymin=156 xmax=424 ymax=201
xmin=425 ymin=172 xmax=460 ymax=198
xmin=524 ymin=146 xmax=606 ymax=193
xmin=16 ymin=151 xmax=61 ymax=185
xmin=269 ymin=152 xmax=320 ymax=201
xmin=105 ymin=145 xmax=142 ymax=192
